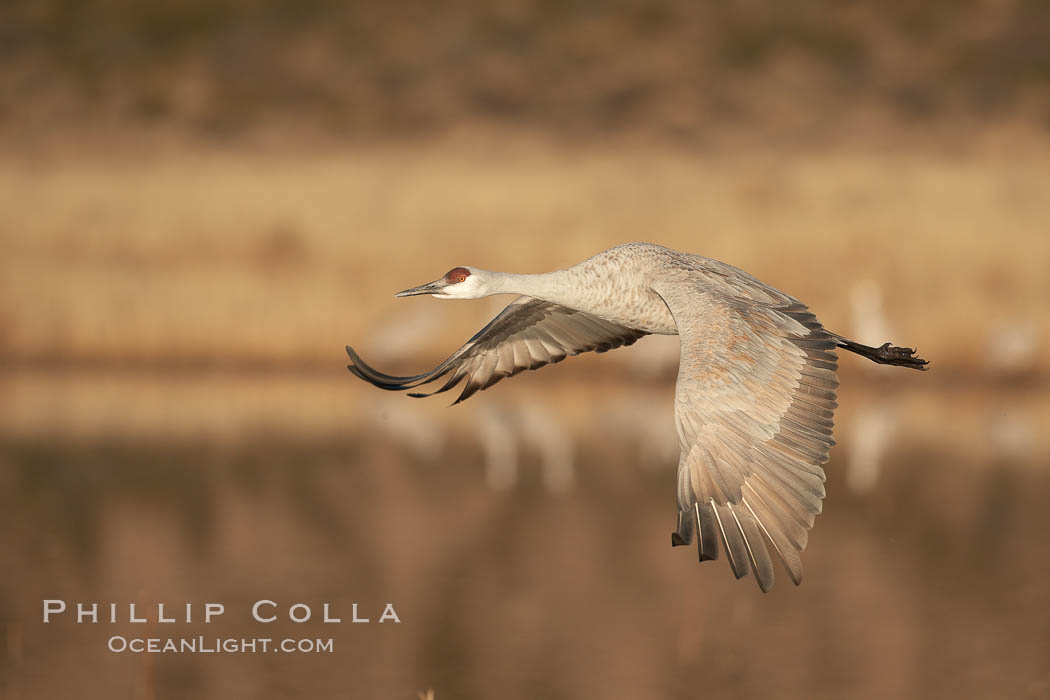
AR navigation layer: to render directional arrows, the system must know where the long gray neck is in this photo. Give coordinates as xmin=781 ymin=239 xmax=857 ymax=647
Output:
xmin=474 ymin=256 xmax=675 ymax=335
xmin=491 ymin=270 xmax=581 ymax=307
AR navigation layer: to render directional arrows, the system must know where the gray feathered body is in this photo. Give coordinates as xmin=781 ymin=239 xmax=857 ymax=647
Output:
xmin=526 ymin=243 xmax=836 ymax=591
xmin=525 ymin=242 xmax=804 ymax=333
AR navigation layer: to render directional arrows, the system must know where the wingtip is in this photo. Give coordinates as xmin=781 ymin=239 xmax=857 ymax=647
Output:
xmin=756 ymin=574 xmax=774 ymax=594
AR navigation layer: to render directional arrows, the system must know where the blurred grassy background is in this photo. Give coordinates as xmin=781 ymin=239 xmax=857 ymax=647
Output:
xmin=1 ymin=1 xmax=1049 ymax=699
xmin=4 ymin=0 xmax=1050 ymax=139
xmin=2 ymin=145 xmax=1048 ymax=376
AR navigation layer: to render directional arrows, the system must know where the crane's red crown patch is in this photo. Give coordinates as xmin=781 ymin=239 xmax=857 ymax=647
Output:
xmin=444 ymin=267 xmax=470 ymax=284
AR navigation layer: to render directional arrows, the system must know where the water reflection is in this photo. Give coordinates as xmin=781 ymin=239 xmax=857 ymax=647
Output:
xmin=1 ymin=372 xmax=1048 ymax=699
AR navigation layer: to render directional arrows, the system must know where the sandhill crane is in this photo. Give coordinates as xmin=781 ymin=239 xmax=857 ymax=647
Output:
xmin=345 ymin=243 xmax=928 ymax=592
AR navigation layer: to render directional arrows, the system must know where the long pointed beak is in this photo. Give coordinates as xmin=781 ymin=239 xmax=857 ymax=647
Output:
xmin=394 ymin=279 xmax=447 ymax=297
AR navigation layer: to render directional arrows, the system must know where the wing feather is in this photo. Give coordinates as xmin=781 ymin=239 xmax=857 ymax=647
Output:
xmin=654 ymin=279 xmax=839 ymax=593
xmin=347 ymin=296 xmax=648 ymax=403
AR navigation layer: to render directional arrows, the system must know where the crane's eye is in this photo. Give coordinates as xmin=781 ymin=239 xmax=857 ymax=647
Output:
xmin=445 ymin=267 xmax=470 ymax=284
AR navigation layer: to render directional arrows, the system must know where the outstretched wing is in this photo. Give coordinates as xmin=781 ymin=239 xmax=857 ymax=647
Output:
xmin=656 ymin=280 xmax=838 ymax=593
xmin=347 ymin=296 xmax=648 ymax=404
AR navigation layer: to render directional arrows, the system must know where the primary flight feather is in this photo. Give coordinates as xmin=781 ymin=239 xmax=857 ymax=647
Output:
xmin=346 ymin=243 xmax=928 ymax=592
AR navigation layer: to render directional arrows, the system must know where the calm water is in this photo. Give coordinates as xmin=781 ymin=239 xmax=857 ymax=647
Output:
xmin=2 ymin=371 xmax=1048 ymax=699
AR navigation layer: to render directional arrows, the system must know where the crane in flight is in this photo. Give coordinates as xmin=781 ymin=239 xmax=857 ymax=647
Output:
xmin=345 ymin=243 xmax=928 ymax=592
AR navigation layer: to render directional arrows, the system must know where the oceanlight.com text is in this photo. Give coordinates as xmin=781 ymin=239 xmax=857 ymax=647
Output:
xmin=107 ymin=636 xmax=334 ymax=654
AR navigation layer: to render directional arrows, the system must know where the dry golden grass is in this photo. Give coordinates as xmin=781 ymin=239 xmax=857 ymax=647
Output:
xmin=2 ymin=138 xmax=1047 ymax=376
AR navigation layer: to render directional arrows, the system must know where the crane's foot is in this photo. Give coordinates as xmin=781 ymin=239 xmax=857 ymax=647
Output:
xmin=869 ymin=342 xmax=930 ymax=369
xmin=837 ymin=337 xmax=930 ymax=370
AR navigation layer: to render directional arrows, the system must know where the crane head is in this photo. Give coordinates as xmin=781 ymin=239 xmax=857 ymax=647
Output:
xmin=395 ymin=267 xmax=484 ymax=299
